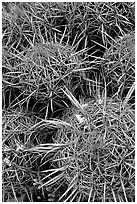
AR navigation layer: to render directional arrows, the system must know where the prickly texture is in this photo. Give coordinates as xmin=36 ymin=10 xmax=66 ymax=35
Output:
xmin=4 ymin=42 xmax=82 ymax=102
xmin=52 ymin=98 xmax=135 ymax=201
xmin=2 ymin=109 xmax=47 ymax=201
xmin=103 ymin=31 xmax=135 ymax=95
xmin=104 ymin=31 xmax=135 ymax=64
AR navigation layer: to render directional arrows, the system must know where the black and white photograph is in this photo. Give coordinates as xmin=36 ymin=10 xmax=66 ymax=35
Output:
xmin=2 ymin=1 xmax=135 ymax=202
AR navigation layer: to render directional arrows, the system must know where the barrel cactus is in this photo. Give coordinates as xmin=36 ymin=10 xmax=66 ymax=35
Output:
xmin=3 ymin=39 xmax=87 ymax=113
xmin=103 ymin=31 xmax=135 ymax=95
xmin=15 ymin=41 xmax=84 ymax=101
xmin=44 ymin=96 xmax=135 ymax=202
xmin=2 ymin=108 xmax=48 ymax=201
